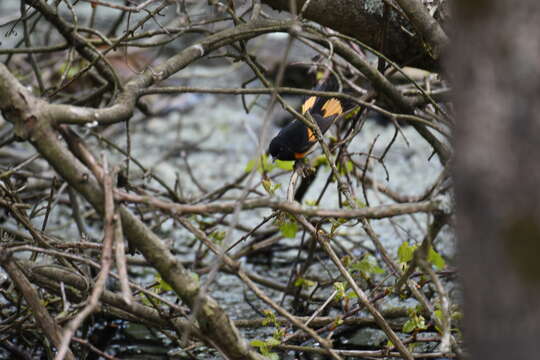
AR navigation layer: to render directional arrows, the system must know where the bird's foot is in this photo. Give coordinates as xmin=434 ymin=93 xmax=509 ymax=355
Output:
xmin=294 ymin=160 xmax=314 ymax=178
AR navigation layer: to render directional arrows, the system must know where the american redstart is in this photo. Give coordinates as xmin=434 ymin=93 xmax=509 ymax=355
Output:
xmin=268 ymin=77 xmax=354 ymax=161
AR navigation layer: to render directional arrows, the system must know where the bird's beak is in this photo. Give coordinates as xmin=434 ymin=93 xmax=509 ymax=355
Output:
xmin=266 ymin=149 xmax=275 ymax=162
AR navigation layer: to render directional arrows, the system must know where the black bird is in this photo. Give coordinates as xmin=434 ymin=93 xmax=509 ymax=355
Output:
xmin=268 ymin=78 xmax=352 ymax=161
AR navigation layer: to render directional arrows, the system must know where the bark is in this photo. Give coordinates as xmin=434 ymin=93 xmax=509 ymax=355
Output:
xmin=393 ymin=0 xmax=449 ymax=59
xmin=451 ymin=1 xmax=540 ymax=358
xmin=263 ymin=0 xmax=443 ymax=70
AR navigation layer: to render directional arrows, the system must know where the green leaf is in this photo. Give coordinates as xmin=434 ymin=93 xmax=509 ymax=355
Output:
xmin=372 ymin=264 xmax=385 ymax=274
xmin=244 ymin=154 xmax=275 ymax=174
xmin=402 ymin=319 xmax=416 ymax=333
xmin=262 ymin=179 xmax=272 ymax=193
xmin=312 ymin=155 xmax=329 ymax=168
xmin=346 ymin=160 xmax=354 ymax=172
xmin=344 ymin=106 xmax=361 ymax=119
xmin=273 ymin=327 xmax=286 ymax=339
xmin=350 ymin=255 xmax=385 ymax=276
xmin=210 ymin=230 xmax=226 ymax=244
xmin=262 ymin=179 xmax=281 ymax=195
xmin=354 ymin=198 xmax=366 ymax=208
xmin=398 ymin=241 xmax=415 ymax=263
xmin=250 ymin=340 xmax=266 ymax=348
xmin=434 ymin=309 xmax=443 ymax=321
xmin=434 ymin=309 xmax=443 ymax=333
xmin=251 ymin=337 xmax=281 ymax=358
xmin=338 ymin=160 xmax=354 ymax=175
xmin=262 ymin=309 xmax=278 ymax=327
xmin=415 ymin=314 xmax=427 ymax=330
xmin=345 ymin=290 xmax=358 ymax=299
xmin=293 ymin=277 xmax=316 ymax=288
xmin=403 ymin=307 xmax=428 ymax=333
xmin=266 ymin=337 xmax=281 ymax=346
xmin=428 ymin=247 xmax=446 ymax=269
xmin=280 ymin=221 xmax=298 ymax=238
xmin=275 ymin=160 xmax=294 ymax=171
xmin=330 ymin=218 xmax=348 ymax=233
xmin=341 ymin=255 xmax=352 ymax=268
xmin=156 ymin=274 xmax=173 ymax=292
xmin=245 ymin=159 xmax=256 ymax=173
xmin=333 ymin=281 xmax=346 ymax=300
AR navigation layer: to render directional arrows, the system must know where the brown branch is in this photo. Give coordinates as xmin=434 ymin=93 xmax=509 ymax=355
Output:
xmin=395 ymin=213 xmax=448 ymax=291
xmin=176 ymin=217 xmax=344 ymax=360
xmin=393 ymin=0 xmax=449 ymax=59
xmin=360 ymin=219 xmax=461 ymax=353
xmin=308 ymin=33 xmax=452 ymax=164
xmin=72 ymin=337 xmax=119 ymax=360
xmin=0 ymin=8 xmax=455 ymax=357
xmin=0 ymin=14 xmax=450 ymax=164
xmin=8 ymin=18 xmax=296 ymax=127
xmin=0 ymin=250 xmax=76 ymax=360
xmin=234 ymin=312 xmax=404 ymax=328
xmin=141 ymin=85 xmax=449 ymax=136
xmin=114 ymin=215 xmax=132 ymax=305
xmin=292 ymin=215 xmax=414 ymax=360
xmin=25 ymin=0 xmax=120 ymax=87
xmin=277 ymin=344 xmax=456 ymax=358
xmin=262 ymin=0 xmax=440 ymax=70
xmin=419 ymin=258 xmax=452 ymax=352
xmin=11 ymin=247 xmax=189 ymax=314
xmin=24 ymin=262 xmax=202 ymax=336
xmin=47 ymin=126 xmax=262 ymax=359
xmin=116 ymin=191 xmax=441 ymax=218
xmin=54 ymin=155 xmax=116 ymax=360
xmin=0 ymin=65 xmax=264 ymax=360
xmin=21 ymin=259 xmax=406 ymax=335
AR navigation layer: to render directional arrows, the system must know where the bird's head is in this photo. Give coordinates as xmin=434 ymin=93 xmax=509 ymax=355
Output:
xmin=268 ymin=136 xmax=296 ymax=161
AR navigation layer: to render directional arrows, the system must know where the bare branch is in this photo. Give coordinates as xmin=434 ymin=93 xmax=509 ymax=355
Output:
xmin=393 ymin=0 xmax=449 ymax=59
xmin=263 ymin=0 xmax=440 ymax=70
xmin=0 ymin=250 xmax=76 ymax=360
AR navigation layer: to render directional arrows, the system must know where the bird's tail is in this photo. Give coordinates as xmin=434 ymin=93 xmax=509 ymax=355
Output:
xmin=303 ymin=75 xmax=356 ymax=119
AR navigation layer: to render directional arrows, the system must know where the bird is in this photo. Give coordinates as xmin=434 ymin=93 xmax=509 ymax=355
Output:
xmin=267 ymin=77 xmax=352 ymax=161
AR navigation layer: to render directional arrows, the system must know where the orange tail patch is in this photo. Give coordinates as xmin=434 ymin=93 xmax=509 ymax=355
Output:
xmin=302 ymin=96 xmax=317 ymax=114
xmin=306 ymin=128 xmax=317 ymax=142
xmin=321 ymin=98 xmax=343 ymax=118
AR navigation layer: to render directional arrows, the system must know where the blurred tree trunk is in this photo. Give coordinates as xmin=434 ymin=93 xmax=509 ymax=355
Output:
xmin=451 ymin=1 xmax=540 ymax=358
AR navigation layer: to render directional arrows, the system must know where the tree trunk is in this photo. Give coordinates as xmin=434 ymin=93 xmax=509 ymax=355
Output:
xmin=451 ymin=1 xmax=540 ymax=358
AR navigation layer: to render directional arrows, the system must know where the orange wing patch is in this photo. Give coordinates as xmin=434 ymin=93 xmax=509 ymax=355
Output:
xmin=294 ymin=152 xmax=306 ymax=159
xmin=302 ymin=96 xmax=317 ymax=114
xmin=306 ymin=128 xmax=317 ymax=142
xmin=321 ymin=98 xmax=343 ymax=118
